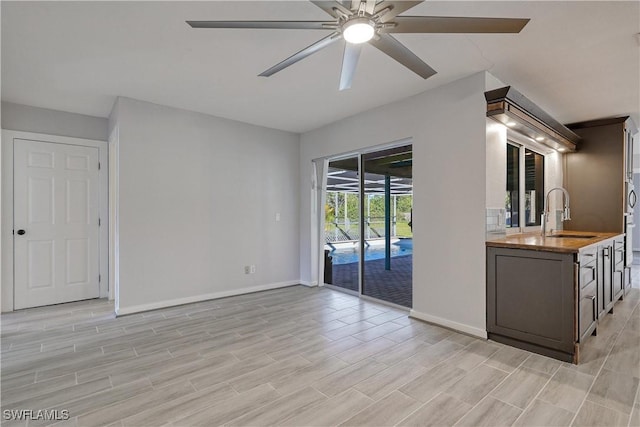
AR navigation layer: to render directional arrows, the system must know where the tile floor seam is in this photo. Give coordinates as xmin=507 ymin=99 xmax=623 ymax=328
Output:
xmin=584 ymin=395 xmax=632 ymax=417
xmin=491 ymin=393 xmax=532 ymax=412
xmin=310 ymin=384 xmax=332 ymax=399
xmin=513 ymin=355 xmax=562 ymax=424
xmin=450 ymin=363 xmax=522 ymax=427
xmin=484 ymin=350 xmax=532 ymax=375
xmin=338 ymin=387 xmax=395 ymax=424
xmin=392 ymin=390 xmax=447 ymax=426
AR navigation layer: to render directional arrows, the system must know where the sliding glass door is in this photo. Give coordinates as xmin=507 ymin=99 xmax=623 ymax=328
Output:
xmin=323 ymin=145 xmax=413 ymax=307
xmin=324 ymin=156 xmax=360 ymax=293
xmin=361 ymin=147 xmax=413 ymax=307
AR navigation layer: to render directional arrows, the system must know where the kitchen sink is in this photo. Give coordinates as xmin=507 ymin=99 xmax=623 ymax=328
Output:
xmin=549 ymin=234 xmax=597 ymax=239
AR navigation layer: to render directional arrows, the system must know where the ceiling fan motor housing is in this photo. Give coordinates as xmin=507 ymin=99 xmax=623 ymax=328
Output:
xmin=341 ymin=17 xmax=376 ymax=44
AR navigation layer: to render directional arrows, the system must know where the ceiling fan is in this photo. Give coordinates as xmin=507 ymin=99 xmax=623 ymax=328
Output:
xmin=187 ymin=1 xmax=529 ymax=90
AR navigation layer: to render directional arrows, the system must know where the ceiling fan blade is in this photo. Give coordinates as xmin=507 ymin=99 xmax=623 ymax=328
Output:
xmin=385 ymin=16 xmax=530 ymax=33
xmin=187 ymin=21 xmax=334 ymax=30
xmin=310 ymin=1 xmax=353 ymax=18
xmin=374 ymin=1 xmax=424 ymax=23
xmin=368 ymin=33 xmax=436 ymax=79
xmin=259 ymin=32 xmax=342 ymax=77
xmin=339 ymin=43 xmax=362 ymax=90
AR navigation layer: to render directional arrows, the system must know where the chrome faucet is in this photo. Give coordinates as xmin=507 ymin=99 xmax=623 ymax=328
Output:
xmin=541 ymin=187 xmax=571 ymax=236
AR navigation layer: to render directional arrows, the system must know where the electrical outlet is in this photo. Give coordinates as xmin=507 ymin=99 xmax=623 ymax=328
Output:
xmin=244 ymin=266 xmax=251 ymax=274
xmin=250 ymin=265 xmax=256 ymax=274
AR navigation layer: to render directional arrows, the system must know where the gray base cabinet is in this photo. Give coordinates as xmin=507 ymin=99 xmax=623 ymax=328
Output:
xmin=487 ymin=235 xmax=624 ymax=363
xmin=487 ymin=247 xmax=576 ymax=362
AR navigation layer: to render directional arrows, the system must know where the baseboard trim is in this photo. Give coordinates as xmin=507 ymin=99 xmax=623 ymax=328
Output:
xmin=116 ymin=280 xmax=300 ymax=316
xmin=299 ymin=280 xmax=319 ymax=287
xmin=409 ymin=309 xmax=487 ymax=339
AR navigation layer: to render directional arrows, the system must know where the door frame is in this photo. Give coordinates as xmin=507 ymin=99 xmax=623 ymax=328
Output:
xmin=1 ymin=130 xmax=109 ymax=312
xmin=313 ymin=138 xmax=413 ymax=305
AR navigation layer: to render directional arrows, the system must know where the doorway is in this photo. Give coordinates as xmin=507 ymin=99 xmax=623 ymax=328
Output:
xmin=323 ymin=144 xmax=413 ymax=307
xmin=14 ymin=139 xmax=100 ymax=309
xmin=2 ymin=131 xmax=109 ymax=312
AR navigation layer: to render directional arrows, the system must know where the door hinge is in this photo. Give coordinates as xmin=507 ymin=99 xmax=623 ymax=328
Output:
xmin=98 ymin=162 xmax=101 ymax=170
xmin=99 ymin=274 xmax=101 ymax=283
xmin=98 ymin=218 xmax=101 ymax=227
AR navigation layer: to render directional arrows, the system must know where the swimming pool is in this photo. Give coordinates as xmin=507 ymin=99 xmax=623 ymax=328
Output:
xmin=328 ymin=238 xmax=413 ymax=265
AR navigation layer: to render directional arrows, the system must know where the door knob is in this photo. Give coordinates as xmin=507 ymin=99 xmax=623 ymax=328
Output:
xmin=16 ymin=229 xmax=25 ymax=235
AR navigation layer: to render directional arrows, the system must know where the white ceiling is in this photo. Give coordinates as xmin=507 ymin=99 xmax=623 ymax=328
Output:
xmin=2 ymin=1 xmax=639 ymax=133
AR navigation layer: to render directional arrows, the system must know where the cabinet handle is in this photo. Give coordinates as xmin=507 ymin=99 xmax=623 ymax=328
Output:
xmin=630 ymin=190 xmax=637 ymax=208
xmin=582 ymin=265 xmax=596 ymax=283
xmin=585 ymin=295 xmax=597 ymax=322
xmin=603 ymin=247 xmax=610 ymax=258
xmin=616 ymin=270 xmax=624 ymax=288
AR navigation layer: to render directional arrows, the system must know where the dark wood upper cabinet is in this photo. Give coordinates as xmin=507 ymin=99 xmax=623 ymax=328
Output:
xmin=564 ymin=117 xmax=636 ymax=233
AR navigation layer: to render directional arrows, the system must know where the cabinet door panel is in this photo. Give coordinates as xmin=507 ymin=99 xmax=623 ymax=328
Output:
xmin=612 ymin=269 xmax=623 ymax=300
xmin=614 ymin=247 xmax=624 ymax=266
xmin=487 ymin=247 xmax=575 ymax=354
xmin=580 ymin=264 xmax=596 ymax=289
xmin=600 ymin=245 xmax=613 ymax=316
xmin=579 ymin=281 xmax=597 ymax=342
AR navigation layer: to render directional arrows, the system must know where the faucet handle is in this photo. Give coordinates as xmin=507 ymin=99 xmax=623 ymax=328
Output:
xmin=563 ymin=207 xmax=571 ymax=221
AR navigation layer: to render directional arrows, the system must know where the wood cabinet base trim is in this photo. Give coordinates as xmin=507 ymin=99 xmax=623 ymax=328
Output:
xmin=488 ymin=333 xmax=575 ymax=364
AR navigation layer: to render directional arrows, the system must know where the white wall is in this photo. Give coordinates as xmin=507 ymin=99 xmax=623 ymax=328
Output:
xmin=2 ymin=101 xmax=108 ymax=141
xmin=486 ymin=121 xmax=507 ymax=209
xmin=112 ymin=98 xmax=300 ymax=314
xmin=300 ymin=73 xmax=488 ymax=337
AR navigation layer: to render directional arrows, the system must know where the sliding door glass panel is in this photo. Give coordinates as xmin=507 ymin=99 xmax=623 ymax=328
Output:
xmin=324 ymin=157 xmax=360 ymax=292
xmin=361 ymin=145 xmax=413 ymax=307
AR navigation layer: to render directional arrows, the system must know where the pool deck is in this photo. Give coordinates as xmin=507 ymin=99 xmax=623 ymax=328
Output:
xmin=329 ymin=254 xmax=412 ymax=308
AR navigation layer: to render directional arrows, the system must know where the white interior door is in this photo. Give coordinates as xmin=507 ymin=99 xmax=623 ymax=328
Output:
xmin=14 ymin=139 xmax=100 ymax=309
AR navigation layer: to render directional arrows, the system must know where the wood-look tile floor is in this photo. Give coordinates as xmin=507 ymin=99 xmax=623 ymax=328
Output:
xmin=1 ymin=282 xmax=639 ymax=427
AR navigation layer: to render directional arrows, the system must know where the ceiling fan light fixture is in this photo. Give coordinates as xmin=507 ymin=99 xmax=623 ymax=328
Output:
xmin=342 ymin=18 xmax=375 ymax=44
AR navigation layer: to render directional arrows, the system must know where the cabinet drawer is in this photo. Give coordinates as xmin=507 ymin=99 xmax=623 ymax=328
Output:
xmin=579 ymin=247 xmax=597 ymax=265
xmin=580 ymin=263 xmax=596 ymax=289
xmin=579 ymin=281 xmax=597 ymax=341
xmin=614 ymin=247 xmax=624 ymax=267
xmin=614 ymin=237 xmax=624 ymax=261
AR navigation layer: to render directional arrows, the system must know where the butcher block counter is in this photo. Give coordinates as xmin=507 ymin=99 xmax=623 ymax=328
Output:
xmin=486 ymin=231 xmax=625 ymax=363
xmin=486 ymin=230 xmax=621 ymax=253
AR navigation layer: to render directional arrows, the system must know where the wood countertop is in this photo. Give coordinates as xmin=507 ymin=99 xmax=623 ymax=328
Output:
xmin=486 ymin=231 xmax=622 ymax=253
